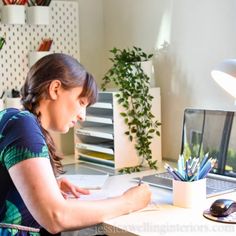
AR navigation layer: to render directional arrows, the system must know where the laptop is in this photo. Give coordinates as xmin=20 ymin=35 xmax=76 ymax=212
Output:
xmin=137 ymin=108 xmax=236 ymax=197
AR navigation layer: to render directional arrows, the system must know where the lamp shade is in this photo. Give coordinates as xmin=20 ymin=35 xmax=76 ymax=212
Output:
xmin=211 ymin=59 xmax=236 ymax=98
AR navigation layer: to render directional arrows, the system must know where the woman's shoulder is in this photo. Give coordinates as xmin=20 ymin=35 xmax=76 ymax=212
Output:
xmin=0 ymin=109 xmax=48 ymax=169
xmin=0 ymin=108 xmax=37 ymax=126
xmin=1 ymin=108 xmax=35 ymax=119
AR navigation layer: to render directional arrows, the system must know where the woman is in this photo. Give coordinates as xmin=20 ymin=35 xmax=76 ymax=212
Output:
xmin=0 ymin=53 xmax=151 ymax=235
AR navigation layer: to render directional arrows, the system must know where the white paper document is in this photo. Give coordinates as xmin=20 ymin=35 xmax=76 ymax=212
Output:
xmin=61 ymin=174 xmax=109 ymax=190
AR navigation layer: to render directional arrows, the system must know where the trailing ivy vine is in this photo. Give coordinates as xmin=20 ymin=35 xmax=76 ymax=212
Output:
xmin=101 ymin=46 xmax=161 ymax=173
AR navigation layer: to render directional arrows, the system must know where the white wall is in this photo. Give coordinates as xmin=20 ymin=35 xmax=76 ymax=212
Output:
xmin=49 ymin=0 xmax=105 ymax=155
xmin=48 ymin=1 xmax=105 ymax=83
xmin=102 ymin=0 xmax=236 ymax=160
xmin=72 ymin=0 xmax=236 ymax=161
xmin=77 ymin=0 xmax=106 ymax=84
xmin=160 ymin=0 xmax=236 ymax=160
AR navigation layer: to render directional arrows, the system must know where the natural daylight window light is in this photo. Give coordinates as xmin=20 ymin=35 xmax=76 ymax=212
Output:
xmin=211 ymin=59 xmax=236 ymax=98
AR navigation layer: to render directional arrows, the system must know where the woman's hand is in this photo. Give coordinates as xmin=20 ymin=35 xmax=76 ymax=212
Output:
xmin=57 ymin=177 xmax=90 ymax=199
xmin=122 ymin=183 xmax=151 ymax=213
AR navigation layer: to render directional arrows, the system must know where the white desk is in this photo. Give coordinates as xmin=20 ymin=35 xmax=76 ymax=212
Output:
xmin=62 ymin=162 xmax=236 ymax=236
xmin=102 ymin=169 xmax=236 ymax=235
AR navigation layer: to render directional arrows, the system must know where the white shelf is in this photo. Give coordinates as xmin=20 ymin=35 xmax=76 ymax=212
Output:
xmin=90 ymin=102 xmax=113 ymax=109
xmin=86 ymin=115 xmax=113 ymax=124
xmin=74 ymin=89 xmax=162 ymax=171
xmin=78 ymin=150 xmax=114 ymax=167
xmin=76 ymin=143 xmax=114 ymax=155
xmin=76 ymin=126 xmax=114 ymax=140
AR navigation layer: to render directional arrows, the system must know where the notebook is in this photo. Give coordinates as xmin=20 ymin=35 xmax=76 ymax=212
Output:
xmin=136 ymin=108 xmax=236 ymax=197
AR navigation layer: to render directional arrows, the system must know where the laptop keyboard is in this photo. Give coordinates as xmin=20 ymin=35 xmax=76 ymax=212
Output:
xmin=206 ymin=178 xmax=236 ymax=190
xmin=156 ymin=172 xmax=236 ymax=190
xmin=141 ymin=172 xmax=236 ymax=196
xmin=156 ymin=172 xmax=172 ymax=179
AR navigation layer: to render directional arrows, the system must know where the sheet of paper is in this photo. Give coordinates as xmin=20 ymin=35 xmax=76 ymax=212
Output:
xmin=62 ymin=174 xmax=160 ymax=212
xmin=61 ymin=174 xmax=109 ymax=190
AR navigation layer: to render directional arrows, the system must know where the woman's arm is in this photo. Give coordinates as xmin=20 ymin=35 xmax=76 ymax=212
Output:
xmin=9 ymin=158 xmax=151 ymax=234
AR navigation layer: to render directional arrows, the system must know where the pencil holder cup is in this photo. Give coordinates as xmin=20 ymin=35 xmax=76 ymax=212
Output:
xmin=28 ymin=51 xmax=52 ymax=68
xmin=173 ymin=178 xmax=206 ymax=208
xmin=26 ymin=6 xmax=50 ymax=25
xmin=1 ymin=5 xmax=26 ymax=25
xmin=0 ymin=99 xmax=4 ymax=111
xmin=5 ymin=97 xmax=22 ymax=110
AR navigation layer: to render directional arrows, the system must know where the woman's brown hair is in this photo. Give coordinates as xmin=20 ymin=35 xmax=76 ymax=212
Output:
xmin=21 ymin=53 xmax=98 ymax=175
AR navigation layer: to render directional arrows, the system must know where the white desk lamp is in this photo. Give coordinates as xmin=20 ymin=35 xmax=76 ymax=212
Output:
xmin=211 ymin=59 xmax=236 ymax=98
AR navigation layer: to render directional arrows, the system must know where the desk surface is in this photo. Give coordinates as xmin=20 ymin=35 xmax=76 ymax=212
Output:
xmin=100 ymin=164 xmax=236 ymax=236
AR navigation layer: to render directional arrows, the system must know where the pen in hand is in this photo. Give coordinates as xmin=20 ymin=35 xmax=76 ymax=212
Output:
xmin=138 ymin=177 xmax=143 ymax=186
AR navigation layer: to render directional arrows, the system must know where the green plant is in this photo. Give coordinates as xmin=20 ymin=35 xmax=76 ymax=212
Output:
xmin=101 ymin=46 xmax=161 ymax=173
xmin=226 ymin=148 xmax=236 ymax=172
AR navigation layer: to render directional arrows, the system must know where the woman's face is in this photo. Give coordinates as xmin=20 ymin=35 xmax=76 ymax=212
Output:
xmin=47 ymin=85 xmax=89 ymax=133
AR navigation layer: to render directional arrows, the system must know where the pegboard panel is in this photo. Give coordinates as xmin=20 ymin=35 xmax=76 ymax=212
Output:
xmin=0 ymin=1 xmax=79 ymax=96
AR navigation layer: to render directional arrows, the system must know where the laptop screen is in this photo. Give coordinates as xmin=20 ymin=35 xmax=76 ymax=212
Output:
xmin=181 ymin=109 xmax=236 ymax=178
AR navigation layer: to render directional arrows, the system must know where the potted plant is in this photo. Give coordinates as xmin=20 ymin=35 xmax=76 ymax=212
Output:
xmin=101 ymin=46 xmax=161 ymax=173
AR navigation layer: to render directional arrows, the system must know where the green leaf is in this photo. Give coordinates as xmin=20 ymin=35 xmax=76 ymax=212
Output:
xmin=120 ymin=112 xmax=127 ymax=117
xmin=124 ymin=131 xmax=130 ymax=136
